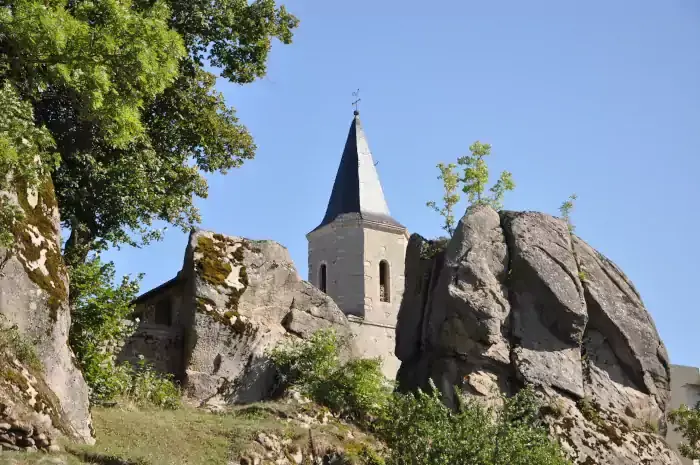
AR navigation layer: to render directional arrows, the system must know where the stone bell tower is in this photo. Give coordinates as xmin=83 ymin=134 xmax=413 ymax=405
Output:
xmin=306 ymin=110 xmax=408 ymax=378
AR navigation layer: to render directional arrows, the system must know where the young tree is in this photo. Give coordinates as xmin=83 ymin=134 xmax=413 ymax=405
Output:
xmin=559 ymin=194 xmax=578 ymax=232
xmin=426 ymin=162 xmax=461 ymax=236
xmin=669 ymin=403 xmax=700 ymax=460
xmin=458 ymin=141 xmax=515 ymax=211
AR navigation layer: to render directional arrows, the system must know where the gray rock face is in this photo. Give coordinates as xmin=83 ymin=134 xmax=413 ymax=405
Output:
xmin=396 ymin=204 xmax=677 ymax=465
xmin=180 ymin=230 xmax=355 ymax=405
xmin=0 ymin=179 xmax=93 ymax=444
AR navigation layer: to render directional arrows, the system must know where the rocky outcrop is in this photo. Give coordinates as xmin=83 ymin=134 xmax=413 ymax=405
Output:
xmin=0 ymin=178 xmax=93 ymax=445
xmin=180 ymin=230 xmax=355 ymax=405
xmin=396 ymin=204 xmax=677 ymax=465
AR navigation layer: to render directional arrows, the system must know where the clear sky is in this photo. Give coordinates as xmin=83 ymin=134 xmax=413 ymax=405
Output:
xmin=103 ymin=1 xmax=700 ymax=367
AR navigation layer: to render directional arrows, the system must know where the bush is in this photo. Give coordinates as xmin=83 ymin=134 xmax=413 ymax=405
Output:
xmin=267 ymin=329 xmax=390 ymax=422
xmin=376 ymin=385 xmax=570 ymax=465
xmin=69 ymin=255 xmax=180 ymax=408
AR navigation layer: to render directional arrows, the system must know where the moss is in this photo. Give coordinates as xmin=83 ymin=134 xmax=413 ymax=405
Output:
xmin=195 ymin=236 xmax=233 ymax=287
xmin=10 ymin=177 xmax=67 ymax=321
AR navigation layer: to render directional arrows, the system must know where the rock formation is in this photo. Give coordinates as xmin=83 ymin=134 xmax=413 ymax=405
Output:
xmin=180 ymin=229 xmax=356 ymax=405
xmin=396 ymin=204 xmax=679 ymax=465
xmin=0 ymin=178 xmax=94 ymax=450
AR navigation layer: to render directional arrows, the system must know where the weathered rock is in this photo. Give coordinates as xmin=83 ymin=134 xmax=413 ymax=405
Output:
xmin=181 ymin=230 xmax=355 ymax=405
xmin=397 ymin=205 xmax=679 ymax=464
xmin=0 ymin=178 xmax=93 ymax=445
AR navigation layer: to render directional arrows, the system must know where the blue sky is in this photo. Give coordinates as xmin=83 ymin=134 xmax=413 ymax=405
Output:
xmin=103 ymin=1 xmax=700 ymax=367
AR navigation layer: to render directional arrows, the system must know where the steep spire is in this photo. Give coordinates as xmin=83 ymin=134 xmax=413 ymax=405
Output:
xmin=311 ymin=112 xmax=404 ymax=232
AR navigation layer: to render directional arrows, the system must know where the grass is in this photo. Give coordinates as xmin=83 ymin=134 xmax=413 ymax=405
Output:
xmin=0 ymin=401 xmax=360 ymax=465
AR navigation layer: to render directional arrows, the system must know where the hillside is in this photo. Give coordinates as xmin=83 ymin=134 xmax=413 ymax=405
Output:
xmin=0 ymin=398 xmax=380 ymax=465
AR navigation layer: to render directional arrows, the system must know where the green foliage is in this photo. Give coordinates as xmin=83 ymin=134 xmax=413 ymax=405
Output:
xmin=69 ymin=255 xmax=180 ymax=408
xmin=267 ymin=329 xmax=390 ymax=423
xmin=1 ymin=0 xmax=298 ymax=265
xmin=426 ymin=162 xmax=461 ymax=236
xmin=1 ymin=0 xmax=186 ymax=148
xmin=121 ymin=356 xmax=181 ymax=409
xmin=457 ymin=141 xmax=515 ymax=211
xmin=377 ymin=385 xmax=570 ymax=465
xmin=0 ymin=315 xmax=43 ymax=372
xmin=669 ymin=402 xmax=700 ymax=459
xmin=559 ymin=194 xmax=578 ymax=232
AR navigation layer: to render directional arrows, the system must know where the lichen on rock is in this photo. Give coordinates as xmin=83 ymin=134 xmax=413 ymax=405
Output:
xmin=10 ymin=177 xmax=67 ymax=320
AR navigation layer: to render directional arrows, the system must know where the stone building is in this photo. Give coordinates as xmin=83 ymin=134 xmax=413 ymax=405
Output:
xmin=667 ymin=364 xmax=700 ymax=465
xmin=307 ymin=110 xmax=408 ymax=378
xmin=120 ymin=109 xmax=407 ymax=383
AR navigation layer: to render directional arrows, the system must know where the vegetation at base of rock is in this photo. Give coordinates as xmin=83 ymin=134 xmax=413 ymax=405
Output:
xmin=268 ymin=329 xmax=391 ymax=423
xmin=376 ymin=385 xmax=570 ymax=465
xmin=0 ymin=316 xmax=42 ymax=371
xmin=426 ymin=162 xmax=461 ymax=236
xmin=69 ymin=255 xmax=179 ymax=408
xmin=458 ymin=141 xmax=515 ymax=211
xmin=669 ymin=402 xmax=700 ymax=460
xmin=269 ymin=329 xmax=570 ymax=465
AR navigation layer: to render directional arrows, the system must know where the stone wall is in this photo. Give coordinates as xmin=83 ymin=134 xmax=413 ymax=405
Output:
xmin=119 ymin=276 xmax=186 ymax=380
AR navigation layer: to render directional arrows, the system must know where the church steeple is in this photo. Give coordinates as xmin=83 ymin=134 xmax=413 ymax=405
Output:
xmin=311 ymin=111 xmax=404 ymax=233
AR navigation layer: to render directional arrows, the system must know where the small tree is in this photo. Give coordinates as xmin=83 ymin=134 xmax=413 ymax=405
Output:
xmin=458 ymin=141 xmax=515 ymax=211
xmin=426 ymin=162 xmax=461 ymax=236
xmin=559 ymin=194 xmax=578 ymax=232
xmin=669 ymin=403 xmax=700 ymax=460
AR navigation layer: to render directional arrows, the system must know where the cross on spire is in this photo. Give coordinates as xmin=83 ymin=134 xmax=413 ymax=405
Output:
xmin=352 ymin=89 xmax=361 ymax=115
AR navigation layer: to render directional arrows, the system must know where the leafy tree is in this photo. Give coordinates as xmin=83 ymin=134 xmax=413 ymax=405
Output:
xmin=669 ymin=402 xmax=700 ymax=460
xmin=377 ymin=385 xmax=570 ymax=465
xmin=559 ymin=194 xmax=578 ymax=232
xmin=426 ymin=162 xmax=461 ymax=236
xmin=68 ymin=255 xmax=142 ymax=403
xmin=458 ymin=141 xmax=515 ymax=211
xmin=1 ymin=0 xmax=299 ymax=267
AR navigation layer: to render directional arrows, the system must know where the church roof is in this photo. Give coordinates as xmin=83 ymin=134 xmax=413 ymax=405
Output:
xmin=310 ymin=111 xmax=405 ymax=233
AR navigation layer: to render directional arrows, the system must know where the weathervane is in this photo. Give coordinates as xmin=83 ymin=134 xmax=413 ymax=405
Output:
xmin=352 ymin=89 xmax=361 ymax=114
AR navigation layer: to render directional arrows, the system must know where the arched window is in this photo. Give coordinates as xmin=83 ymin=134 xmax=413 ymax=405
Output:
xmin=319 ymin=263 xmax=327 ymax=293
xmin=379 ymin=260 xmax=390 ymax=303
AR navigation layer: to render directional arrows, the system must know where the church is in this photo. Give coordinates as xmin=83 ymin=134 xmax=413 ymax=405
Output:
xmin=123 ymin=109 xmax=407 ymax=379
xmin=306 ymin=109 xmax=408 ymax=376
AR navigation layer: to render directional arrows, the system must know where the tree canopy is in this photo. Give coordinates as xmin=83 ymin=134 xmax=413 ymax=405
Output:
xmin=0 ymin=0 xmax=298 ymax=265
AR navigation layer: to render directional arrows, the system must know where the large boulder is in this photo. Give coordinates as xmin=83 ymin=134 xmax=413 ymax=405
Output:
xmin=0 ymin=178 xmax=93 ymax=446
xmin=396 ymin=204 xmax=678 ymax=465
xmin=180 ymin=230 xmax=355 ymax=405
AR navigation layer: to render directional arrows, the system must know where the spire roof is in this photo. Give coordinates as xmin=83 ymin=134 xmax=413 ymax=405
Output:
xmin=310 ymin=112 xmax=404 ymax=233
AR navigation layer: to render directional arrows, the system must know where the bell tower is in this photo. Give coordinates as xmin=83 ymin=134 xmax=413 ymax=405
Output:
xmin=306 ymin=110 xmax=408 ymax=378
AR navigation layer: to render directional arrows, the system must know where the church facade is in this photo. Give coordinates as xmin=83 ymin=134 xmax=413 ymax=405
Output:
xmin=307 ymin=110 xmax=408 ymax=378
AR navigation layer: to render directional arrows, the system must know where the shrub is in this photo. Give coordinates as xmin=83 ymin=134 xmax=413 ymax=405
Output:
xmin=267 ymin=329 xmax=390 ymax=422
xmin=69 ymin=255 xmax=180 ymax=408
xmin=121 ymin=356 xmax=181 ymax=410
xmin=376 ymin=385 xmax=570 ymax=465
